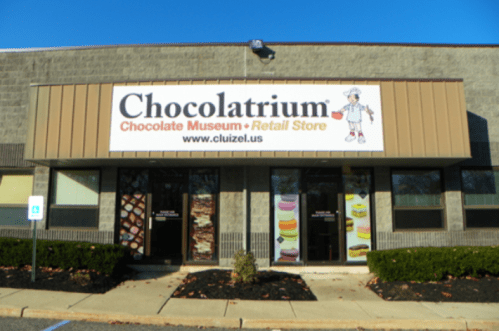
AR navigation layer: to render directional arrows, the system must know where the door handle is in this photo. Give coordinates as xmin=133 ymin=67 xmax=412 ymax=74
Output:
xmin=149 ymin=217 xmax=152 ymax=229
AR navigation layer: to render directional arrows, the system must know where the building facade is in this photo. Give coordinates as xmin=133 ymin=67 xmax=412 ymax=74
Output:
xmin=0 ymin=42 xmax=498 ymax=268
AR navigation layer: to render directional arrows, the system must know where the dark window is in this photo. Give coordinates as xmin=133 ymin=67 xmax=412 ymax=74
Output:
xmin=461 ymin=168 xmax=499 ymax=228
xmin=49 ymin=170 xmax=100 ymax=228
xmin=391 ymin=169 xmax=444 ymax=230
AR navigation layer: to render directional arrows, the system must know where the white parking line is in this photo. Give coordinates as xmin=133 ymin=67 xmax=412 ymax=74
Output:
xmin=41 ymin=320 xmax=70 ymax=331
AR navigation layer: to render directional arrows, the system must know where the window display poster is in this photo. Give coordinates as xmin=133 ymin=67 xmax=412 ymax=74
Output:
xmin=189 ymin=194 xmax=216 ymax=261
xmin=274 ymin=194 xmax=300 ymax=262
xmin=119 ymin=169 xmax=148 ymax=259
xmin=344 ymin=171 xmax=372 ymax=262
xmin=188 ymin=169 xmax=218 ymax=261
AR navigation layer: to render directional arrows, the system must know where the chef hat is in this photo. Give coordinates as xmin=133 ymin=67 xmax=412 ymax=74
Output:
xmin=343 ymin=87 xmax=362 ymax=97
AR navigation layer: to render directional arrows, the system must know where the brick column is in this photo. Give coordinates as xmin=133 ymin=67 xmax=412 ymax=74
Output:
xmin=32 ymin=166 xmax=50 ymax=229
xmin=249 ymin=166 xmax=270 ymax=268
xmin=444 ymin=166 xmax=464 ymax=231
xmin=374 ymin=167 xmax=393 ymax=250
xmin=99 ymin=167 xmax=117 ymax=233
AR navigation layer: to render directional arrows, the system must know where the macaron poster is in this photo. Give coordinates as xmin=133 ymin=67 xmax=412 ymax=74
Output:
xmin=274 ymin=194 xmax=300 ymax=262
xmin=345 ymin=191 xmax=372 ymax=262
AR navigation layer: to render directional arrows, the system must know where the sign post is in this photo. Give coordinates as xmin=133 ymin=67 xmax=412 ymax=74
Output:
xmin=28 ymin=196 xmax=44 ymax=283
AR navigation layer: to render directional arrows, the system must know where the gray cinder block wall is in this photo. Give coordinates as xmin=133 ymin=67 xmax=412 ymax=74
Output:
xmin=1 ymin=43 xmax=499 ymax=250
xmin=248 ymin=166 xmax=271 ymax=267
xmin=219 ymin=166 xmax=244 ymax=266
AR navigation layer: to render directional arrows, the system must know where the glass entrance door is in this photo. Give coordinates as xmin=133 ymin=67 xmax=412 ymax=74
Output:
xmin=304 ymin=169 xmax=342 ymax=263
xmin=149 ymin=169 xmax=186 ymax=262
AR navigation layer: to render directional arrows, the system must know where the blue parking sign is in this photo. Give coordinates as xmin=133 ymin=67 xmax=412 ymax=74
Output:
xmin=28 ymin=196 xmax=44 ymax=221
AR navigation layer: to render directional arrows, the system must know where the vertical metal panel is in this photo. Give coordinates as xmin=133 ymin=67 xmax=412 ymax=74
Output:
xmin=25 ymin=86 xmax=39 ymax=160
xmin=59 ymin=85 xmax=75 ymax=159
xmin=46 ymin=85 xmax=63 ymax=159
xmin=446 ymin=82 xmax=465 ymax=156
xmin=365 ymin=80 xmax=383 ymax=158
xmin=393 ymin=81 xmax=412 ymax=157
xmin=97 ymin=83 xmax=113 ymax=158
xmin=109 ymin=82 xmax=125 ymax=159
xmin=33 ymin=86 xmax=50 ymax=159
xmin=84 ymin=84 xmax=100 ymax=158
xmin=420 ymin=82 xmax=439 ymax=157
xmin=379 ymin=82 xmax=397 ymax=157
xmin=71 ymin=85 xmax=88 ymax=158
xmin=458 ymin=83 xmax=471 ymax=156
xmin=433 ymin=82 xmax=452 ymax=156
xmin=407 ymin=82 xmax=425 ymax=156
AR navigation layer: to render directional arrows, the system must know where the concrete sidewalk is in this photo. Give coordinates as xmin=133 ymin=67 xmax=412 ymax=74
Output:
xmin=0 ymin=269 xmax=498 ymax=330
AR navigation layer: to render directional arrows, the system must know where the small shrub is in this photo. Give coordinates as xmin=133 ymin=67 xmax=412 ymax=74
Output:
xmin=231 ymin=249 xmax=258 ymax=283
xmin=70 ymin=272 xmax=91 ymax=286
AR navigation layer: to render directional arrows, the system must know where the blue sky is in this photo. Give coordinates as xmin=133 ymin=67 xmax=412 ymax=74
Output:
xmin=1 ymin=0 xmax=498 ymax=48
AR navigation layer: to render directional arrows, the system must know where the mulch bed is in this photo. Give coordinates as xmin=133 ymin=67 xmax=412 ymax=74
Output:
xmin=0 ymin=265 xmax=137 ymax=294
xmin=170 ymin=269 xmax=317 ymax=300
xmin=367 ymin=274 xmax=499 ymax=302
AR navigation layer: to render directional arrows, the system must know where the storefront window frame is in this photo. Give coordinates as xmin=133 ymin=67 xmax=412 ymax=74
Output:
xmin=48 ymin=168 xmax=101 ymax=230
xmin=269 ymin=167 xmax=374 ymax=266
xmin=461 ymin=166 xmax=499 ymax=230
xmin=0 ymin=168 xmax=34 ymax=228
xmin=390 ymin=168 xmax=446 ymax=231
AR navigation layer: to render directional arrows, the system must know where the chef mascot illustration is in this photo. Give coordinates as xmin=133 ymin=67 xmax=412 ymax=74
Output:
xmin=331 ymin=87 xmax=374 ymax=144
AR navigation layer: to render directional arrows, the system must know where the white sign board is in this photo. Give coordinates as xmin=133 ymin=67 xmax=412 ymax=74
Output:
xmin=28 ymin=196 xmax=44 ymax=221
xmin=109 ymin=85 xmax=384 ymax=152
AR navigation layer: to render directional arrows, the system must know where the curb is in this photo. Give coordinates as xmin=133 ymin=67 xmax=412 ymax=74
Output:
xmin=241 ymin=318 xmax=469 ymax=330
xmin=467 ymin=320 xmax=499 ymax=331
xmin=0 ymin=308 xmax=22 ymax=318
xmin=22 ymin=309 xmax=241 ymax=328
xmin=2 ymin=309 xmax=498 ymax=330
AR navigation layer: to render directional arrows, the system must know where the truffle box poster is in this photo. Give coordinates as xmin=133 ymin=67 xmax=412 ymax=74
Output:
xmin=189 ymin=194 xmax=215 ymax=261
xmin=274 ymin=194 xmax=300 ymax=262
xmin=345 ymin=189 xmax=371 ymax=261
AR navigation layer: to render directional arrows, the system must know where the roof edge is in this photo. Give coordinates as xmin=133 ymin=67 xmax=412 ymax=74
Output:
xmin=29 ymin=77 xmax=465 ymax=87
xmin=2 ymin=41 xmax=499 ymax=53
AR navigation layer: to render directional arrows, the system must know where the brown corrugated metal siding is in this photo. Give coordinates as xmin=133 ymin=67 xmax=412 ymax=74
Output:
xmin=24 ymin=79 xmax=471 ymax=163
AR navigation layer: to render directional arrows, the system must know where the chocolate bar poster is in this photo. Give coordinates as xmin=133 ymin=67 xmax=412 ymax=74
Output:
xmin=110 ymin=85 xmax=384 ymax=152
xmin=189 ymin=194 xmax=216 ymax=261
xmin=274 ymin=194 xmax=300 ymax=263
xmin=344 ymin=170 xmax=372 ymax=262
xmin=119 ymin=169 xmax=148 ymax=259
